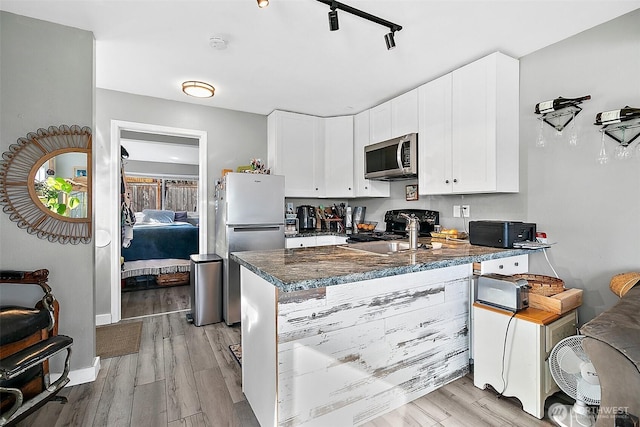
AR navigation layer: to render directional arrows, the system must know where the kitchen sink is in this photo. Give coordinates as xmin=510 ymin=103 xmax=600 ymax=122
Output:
xmin=338 ymin=240 xmax=412 ymax=256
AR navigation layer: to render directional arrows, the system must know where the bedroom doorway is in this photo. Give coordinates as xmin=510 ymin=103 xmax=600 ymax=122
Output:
xmin=109 ymin=120 xmax=208 ymax=323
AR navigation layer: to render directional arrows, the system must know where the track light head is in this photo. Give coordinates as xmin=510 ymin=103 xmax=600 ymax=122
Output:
xmin=384 ymin=31 xmax=396 ymax=50
xmin=257 ymin=0 xmax=269 ymax=8
xmin=328 ymin=8 xmax=339 ymax=31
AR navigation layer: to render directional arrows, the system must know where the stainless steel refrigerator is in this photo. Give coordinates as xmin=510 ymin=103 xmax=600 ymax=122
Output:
xmin=214 ymin=173 xmax=285 ymax=325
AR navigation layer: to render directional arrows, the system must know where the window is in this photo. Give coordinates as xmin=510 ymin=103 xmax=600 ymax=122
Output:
xmin=126 ymin=176 xmax=197 ymax=213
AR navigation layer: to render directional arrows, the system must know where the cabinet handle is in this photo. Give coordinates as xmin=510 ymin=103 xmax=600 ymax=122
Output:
xmin=514 ymin=262 xmax=519 ymax=266
xmin=498 ymin=265 xmax=504 ymax=269
xmin=299 ymin=243 xmax=303 ymax=247
xmin=365 ymin=186 xmax=368 ymax=190
xmin=445 ymin=180 xmax=450 ymax=184
xmin=348 ymin=187 xmax=351 ymax=191
xmin=315 ymin=188 xmax=319 ymax=191
xmin=453 ymin=179 xmax=458 ymax=183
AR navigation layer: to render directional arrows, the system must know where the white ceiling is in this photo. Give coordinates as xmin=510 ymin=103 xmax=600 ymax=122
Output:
xmin=2 ymin=1 xmax=639 ymax=117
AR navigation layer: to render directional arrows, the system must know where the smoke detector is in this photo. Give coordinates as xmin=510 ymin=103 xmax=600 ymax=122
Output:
xmin=209 ymin=36 xmax=228 ymax=50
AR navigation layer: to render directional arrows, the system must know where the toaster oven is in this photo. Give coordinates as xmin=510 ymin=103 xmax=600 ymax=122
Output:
xmin=476 ymin=273 xmax=529 ymax=312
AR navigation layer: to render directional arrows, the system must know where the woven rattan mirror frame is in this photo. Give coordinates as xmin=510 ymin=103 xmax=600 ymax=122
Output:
xmin=0 ymin=125 xmax=92 ymax=244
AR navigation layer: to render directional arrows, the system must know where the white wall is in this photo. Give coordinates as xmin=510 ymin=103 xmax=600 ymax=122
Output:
xmin=0 ymin=12 xmax=95 ymax=374
xmin=94 ymin=89 xmax=267 ymax=318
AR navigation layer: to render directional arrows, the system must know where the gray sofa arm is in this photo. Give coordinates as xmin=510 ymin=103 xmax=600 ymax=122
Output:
xmin=582 ymin=337 xmax=640 ymax=426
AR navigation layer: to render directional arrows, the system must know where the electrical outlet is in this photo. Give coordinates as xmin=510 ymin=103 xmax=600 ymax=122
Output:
xmin=461 ymin=205 xmax=470 ymax=217
xmin=453 ymin=205 xmax=461 ymax=218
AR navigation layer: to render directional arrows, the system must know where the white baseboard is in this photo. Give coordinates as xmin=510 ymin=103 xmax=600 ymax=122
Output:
xmin=95 ymin=313 xmax=112 ymax=326
xmin=51 ymin=356 xmax=101 ymax=387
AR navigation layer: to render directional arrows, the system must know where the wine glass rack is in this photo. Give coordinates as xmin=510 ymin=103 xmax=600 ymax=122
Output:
xmin=597 ymin=117 xmax=640 ymax=146
xmin=537 ymin=105 xmax=583 ymax=132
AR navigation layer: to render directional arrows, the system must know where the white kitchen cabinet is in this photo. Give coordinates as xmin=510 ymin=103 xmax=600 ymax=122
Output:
xmin=473 ymin=305 xmax=577 ymax=419
xmin=285 ymin=236 xmax=317 ymax=249
xmin=477 ymin=254 xmax=528 ymax=275
xmin=369 ymin=101 xmax=392 ymax=143
xmin=315 ymin=235 xmax=348 ymax=246
xmin=268 ymin=111 xmax=324 ymax=198
xmin=353 ymin=110 xmax=390 ymax=197
xmin=285 ymin=235 xmax=347 ymax=248
xmin=418 ymin=73 xmax=453 ymax=195
xmin=470 ymin=254 xmax=529 ymax=361
xmin=369 ymin=88 xmax=418 ymax=144
xmin=418 ymin=52 xmax=519 ymax=195
xmin=324 ymin=116 xmax=354 ymax=198
xmin=391 ymin=88 xmax=419 ymax=137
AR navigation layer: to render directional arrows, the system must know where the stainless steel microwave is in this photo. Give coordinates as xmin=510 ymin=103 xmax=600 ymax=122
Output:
xmin=364 ymin=133 xmax=418 ymax=180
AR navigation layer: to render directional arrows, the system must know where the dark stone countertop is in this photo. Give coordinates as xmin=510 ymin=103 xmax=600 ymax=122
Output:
xmin=231 ymin=239 xmax=539 ymax=293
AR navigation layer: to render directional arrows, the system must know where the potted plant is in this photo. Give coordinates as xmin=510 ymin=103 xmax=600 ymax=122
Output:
xmin=36 ymin=176 xmax=80 ymax=216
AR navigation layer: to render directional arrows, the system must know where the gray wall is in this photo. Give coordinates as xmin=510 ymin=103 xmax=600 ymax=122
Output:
xmin=0 ymin=12 xmax=95 ymax=372
xmin=521 ymin=9 xmax=640 ymax=322
xmin=94 ymin=89 xmax=267 ymax=317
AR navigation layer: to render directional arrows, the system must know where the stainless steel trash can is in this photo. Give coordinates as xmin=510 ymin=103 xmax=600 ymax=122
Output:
xmin=188 ymin=254 xmax=223 ymax=326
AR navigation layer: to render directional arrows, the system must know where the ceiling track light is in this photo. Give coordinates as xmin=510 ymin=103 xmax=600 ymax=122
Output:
xmin=328 ymin=4 xmax=339 ymax=31
xmin=316 ymin=0 xmax=402 ymax=49
xmin=257 ymin=0 xmax=269 ymax=8
xmin=384 ymin=32 xmax=396 ymax=50
xmin=182 ymin=81 xmax=215 ymax=98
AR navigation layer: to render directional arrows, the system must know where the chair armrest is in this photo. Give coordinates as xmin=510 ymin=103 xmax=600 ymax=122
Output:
xmin=1 ymin=269 xmax=57 ymax=333
xmin=0 ymin=269 xmax=52 ymax=295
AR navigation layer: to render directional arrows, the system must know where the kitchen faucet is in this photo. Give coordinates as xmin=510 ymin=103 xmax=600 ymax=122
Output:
xmin=399 ymin=213 xmax=419 ymax=250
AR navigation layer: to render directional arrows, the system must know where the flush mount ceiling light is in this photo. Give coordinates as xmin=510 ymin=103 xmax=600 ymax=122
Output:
xmin=182 ymin=81 xmax=215 ymax=98
xmin=315 ymin=0 xmax=402 ymax=50
xmin=209 ymin=36 xmax=228 ymax=50
xmin=257 ymin=0 xmax=269 ymax=8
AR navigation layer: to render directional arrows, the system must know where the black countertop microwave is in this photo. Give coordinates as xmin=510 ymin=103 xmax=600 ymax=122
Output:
xmin=364 ymin=133 xmax=418 ymax=181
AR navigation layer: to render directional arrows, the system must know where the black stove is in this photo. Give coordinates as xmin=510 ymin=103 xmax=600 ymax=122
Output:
xmin=347 ymin=209 xmax=440 ymax=243
xmin=384 ymin=209 xmax=439 ymax=237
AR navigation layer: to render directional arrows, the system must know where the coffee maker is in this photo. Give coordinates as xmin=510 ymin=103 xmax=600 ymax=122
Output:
xmin=296 ymin=205 xmax=317 ymax=230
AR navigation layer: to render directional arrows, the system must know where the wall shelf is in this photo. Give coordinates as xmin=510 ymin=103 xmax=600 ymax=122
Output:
xmin=537 ymin=105 xmax=583 ymax=132
xmin=597 ymin=117 xmax=640 ymax=146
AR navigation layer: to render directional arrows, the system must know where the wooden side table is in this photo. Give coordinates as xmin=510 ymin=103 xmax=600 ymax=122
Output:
xmin=472 ymin=302 xmax=577 ymax=419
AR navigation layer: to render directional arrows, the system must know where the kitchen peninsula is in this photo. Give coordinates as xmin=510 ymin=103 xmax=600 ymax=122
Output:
xmin=231 ymin=241 xmax=534 ymax=426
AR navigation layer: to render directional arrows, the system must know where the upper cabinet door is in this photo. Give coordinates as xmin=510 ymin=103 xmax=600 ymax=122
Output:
xmin=452 ymin=52 xmax=519 ymax=194
xmin=353 ymin=110 xmax=390 ymax=198
xmin=418 ymin=74 xmax=453 ymax=195
xmin=324 ymin=116 xmax=354 ymax=198
xmin=369 ymin=89 xmax=419 ymax=145
xmin=267 ymin=111 xmax=324 ymax=197
xmin=391 ymin=88 xmax=419 ymax=137
xmin=369 ymin=101 xmax=392 ymax=144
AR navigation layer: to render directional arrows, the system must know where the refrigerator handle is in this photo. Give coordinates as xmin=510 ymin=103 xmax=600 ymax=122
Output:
xmin=232 ymin=226 xmax=281 ymax=232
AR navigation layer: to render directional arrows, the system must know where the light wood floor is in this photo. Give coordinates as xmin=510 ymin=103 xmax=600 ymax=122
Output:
xmin=18 ymin=312 xmax=558 ymax=427
xmin=121 ymin=285 xmax=190 ymax=319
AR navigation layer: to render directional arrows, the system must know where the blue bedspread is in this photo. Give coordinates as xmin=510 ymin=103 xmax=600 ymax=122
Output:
xmin=122 ymin=222 xmax=199 ymax=261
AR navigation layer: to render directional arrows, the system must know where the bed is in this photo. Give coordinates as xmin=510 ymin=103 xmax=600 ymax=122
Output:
xmin=121 ymin=210 xmax=199 ymax=261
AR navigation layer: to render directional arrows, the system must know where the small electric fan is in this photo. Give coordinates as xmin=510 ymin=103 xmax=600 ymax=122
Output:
xmin=548 ymin=335 xmax=601 ymax=427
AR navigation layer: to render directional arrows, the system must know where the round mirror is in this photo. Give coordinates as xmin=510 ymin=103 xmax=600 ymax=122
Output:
xmin=0 ymin=125 xmax=92 ymax=244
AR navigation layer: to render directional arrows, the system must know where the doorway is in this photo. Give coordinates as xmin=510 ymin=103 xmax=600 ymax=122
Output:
xmin=109 ymin=120 xmax=208 ymax=323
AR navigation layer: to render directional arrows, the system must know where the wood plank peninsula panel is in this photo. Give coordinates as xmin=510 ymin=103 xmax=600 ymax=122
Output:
xmin=241 ymin=263 xmax=472 ymax=426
